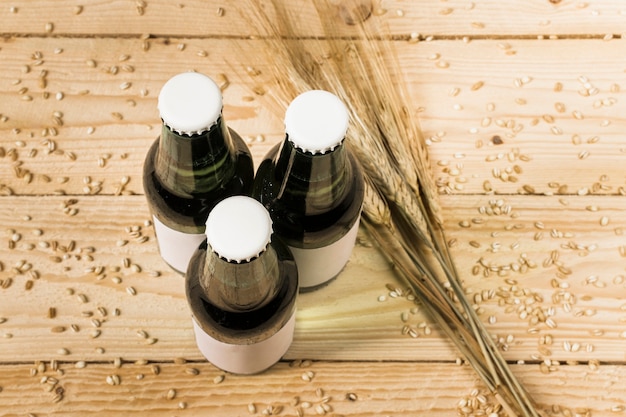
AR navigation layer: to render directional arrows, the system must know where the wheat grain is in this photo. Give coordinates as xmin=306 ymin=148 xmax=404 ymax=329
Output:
xmin=167 ymin=389 xmax=177 ymax=400
xmin=186 ymin=367 xmax=200 ymax=376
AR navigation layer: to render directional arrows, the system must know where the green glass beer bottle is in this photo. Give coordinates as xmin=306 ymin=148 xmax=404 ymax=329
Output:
xmin=143 ymin=72 xmax=254 ymax=273
xmin=186 ymin=196 xmax=299 ymax=374
xmin=253 ymin=90 xmax=364 ymax=290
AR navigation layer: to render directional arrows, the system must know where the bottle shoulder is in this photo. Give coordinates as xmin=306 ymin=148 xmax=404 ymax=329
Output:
xmin=185 ymin=242 xmax=298 ymax=344
xmin=228 ymin=127 xmax=254 ymax=158
xmin=252 ymin=142 xmax=364 ymax=246
xmin=143 ymin=135 xmax=254 ymax=231
xmin=145 ymin=125 xmax=254 ymax=195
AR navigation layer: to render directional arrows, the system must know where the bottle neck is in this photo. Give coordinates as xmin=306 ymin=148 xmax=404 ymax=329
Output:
xmin=273 ymin=137 xmax=350 ymax=215
xmin=200 ymin=246 xmax=281 ymax=313
xmin=155 ymin=117 xmax=236 ymax=196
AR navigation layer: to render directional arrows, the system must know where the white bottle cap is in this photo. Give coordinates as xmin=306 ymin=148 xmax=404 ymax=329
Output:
xmin=284 ymin=90 xmax=349 ymax=154
xmin=158 ymin=72 xmax=223 ymax=135
xmin=206 ymin=196 xmax=272 ymax=263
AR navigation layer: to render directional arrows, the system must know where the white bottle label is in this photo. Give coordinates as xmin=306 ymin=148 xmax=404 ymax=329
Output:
xmin=192 ymin=312 xmax=296 ymax=375
xmin=152 ymin=215 xmax=205 ymax=273
xmin=288 ymin=217 xmax=360 ymax=289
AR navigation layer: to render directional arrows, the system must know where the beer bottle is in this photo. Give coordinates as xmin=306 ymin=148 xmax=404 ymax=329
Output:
xmin=253 ymin=90 xmax=364 ymax=290
xmin=186 ymin=196 xmax=298 ymax=374
xmin=143 ymin=72 xmax=254 ymax=273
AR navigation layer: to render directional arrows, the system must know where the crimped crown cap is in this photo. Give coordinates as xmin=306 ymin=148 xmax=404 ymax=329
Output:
xmin=284 ymin=90 xmax=348 ymax=154
xmin=158 ymin=72 xmax=222 ymax=135
xmin=206 ymin=196 xmax=272 ymax=263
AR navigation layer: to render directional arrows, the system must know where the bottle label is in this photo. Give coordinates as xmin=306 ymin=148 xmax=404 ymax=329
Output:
xmin=192 ymin=312 xmax=296 ymax=374
xmin=289 ymin=217 xmax=360 ymax=289
xmin=152 ymin=215 xmax=205 ymax=273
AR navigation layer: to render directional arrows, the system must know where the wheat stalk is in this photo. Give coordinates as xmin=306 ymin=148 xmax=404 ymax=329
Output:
xmin=239 ymin=1 xmax=539 ymax=415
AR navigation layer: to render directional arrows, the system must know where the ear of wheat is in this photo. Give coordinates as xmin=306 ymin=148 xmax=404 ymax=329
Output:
xmin=239 ymin=1 xmax=539 ymax=415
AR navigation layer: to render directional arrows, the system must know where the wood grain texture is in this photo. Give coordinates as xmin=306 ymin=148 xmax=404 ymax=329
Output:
xmin=0 ymin=361 xmax=623 ymax=416
xmin=1 ymin=37 xmax=626 ymax=196
xmin=1 ymin=194 xmax=626 ymax=364
xmin=2 ymin=1 xmax=626 ymax=415
xmin=1 ymin=0 xmax=625 ymax=37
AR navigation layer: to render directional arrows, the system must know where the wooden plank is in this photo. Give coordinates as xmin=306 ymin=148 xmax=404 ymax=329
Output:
xmin=0 ymin=35 xmax=282 ymax=196
xmin=1 ymin=194 xmax=626 ymax=364
xmin=2 ymin=1 xmax=625 ymax=415
xmin=0 ymin=361 xmax=622 ymax=416
xmin=406 ymin=39 xmax=626 ymax=197
xmin=0 ymin=195 xmax=445 ymax=363
xmin=1 ymin=0 xmax=625 ymax=37
xmin=442 ymin=193 xmax=626 ymax=363
xmin=1 ymin=37 xmax=626 ymax=197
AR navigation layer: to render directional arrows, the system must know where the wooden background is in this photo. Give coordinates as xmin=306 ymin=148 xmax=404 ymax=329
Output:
xmin=1 ymin=1 xmax=626 ymax=415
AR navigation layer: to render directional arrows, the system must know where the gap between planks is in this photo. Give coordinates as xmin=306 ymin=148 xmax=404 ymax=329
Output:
xmin=0 ymin=32 xmax=621 ymax=40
